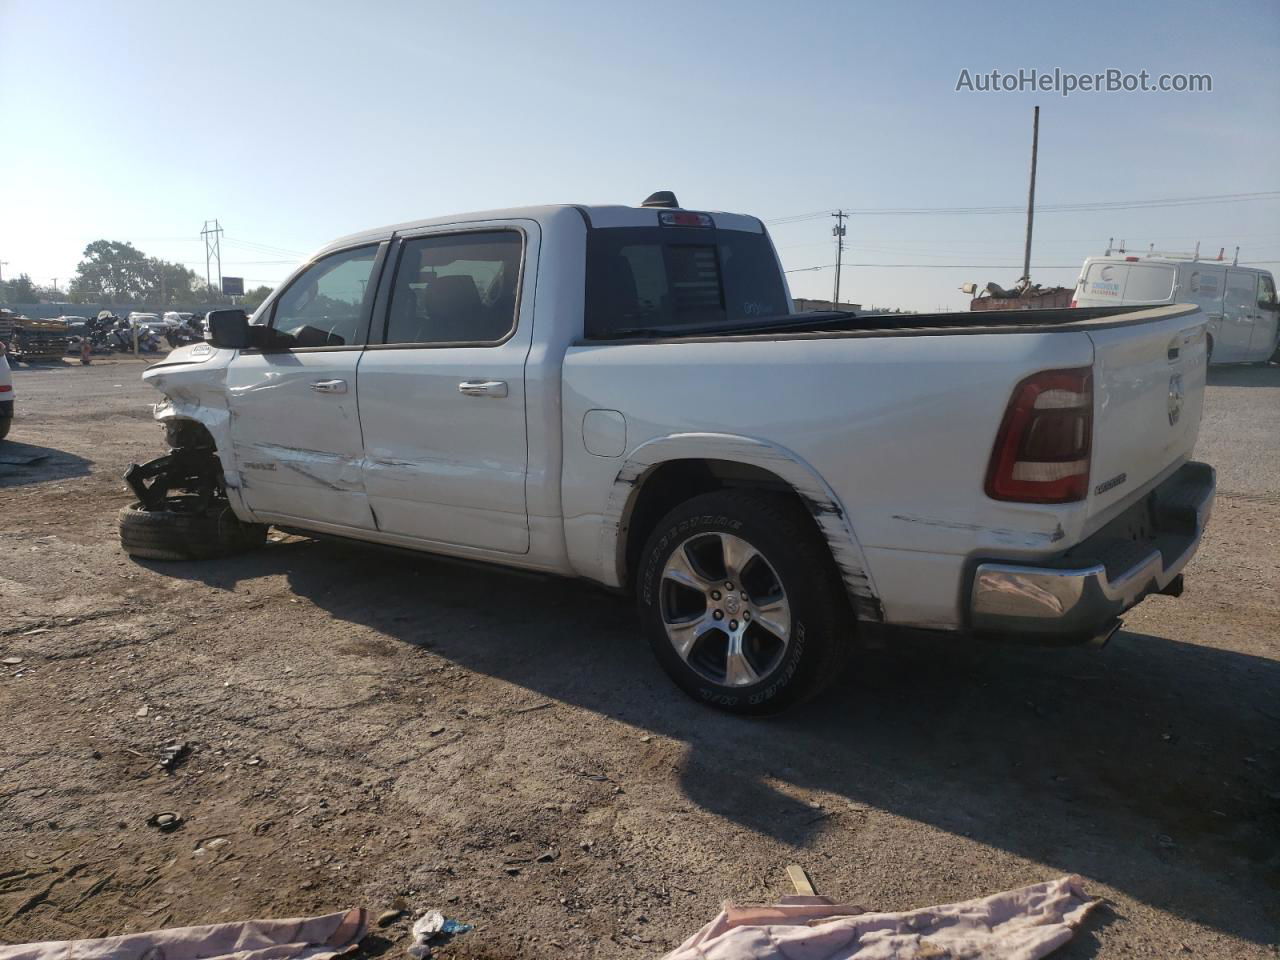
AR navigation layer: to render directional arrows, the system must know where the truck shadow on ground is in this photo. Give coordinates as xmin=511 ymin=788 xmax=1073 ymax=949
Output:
xmin=159 ymin=537 xmax=1279 ymax=946
xmin=1207 ymin=363 xmax=1280 ymax=388
xmin=0 ymin=439 xmax=92 ymax=487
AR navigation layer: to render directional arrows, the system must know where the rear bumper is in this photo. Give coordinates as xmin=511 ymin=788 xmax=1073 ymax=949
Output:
xmin=968 ymin=461 xmax=1215 ymax=642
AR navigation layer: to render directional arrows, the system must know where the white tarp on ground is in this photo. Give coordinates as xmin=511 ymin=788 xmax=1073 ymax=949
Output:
xmin=0 ymin=908 xmax=367 ymax=960
xmin=661 ymin=875 xmax=1097 ymax=960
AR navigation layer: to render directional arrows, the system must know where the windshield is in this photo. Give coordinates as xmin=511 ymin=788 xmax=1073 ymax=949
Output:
xmin=585 ymin=225 xmax=789 ymax=338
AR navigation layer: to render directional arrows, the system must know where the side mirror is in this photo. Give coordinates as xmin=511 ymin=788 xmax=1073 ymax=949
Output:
xmin=208 ymin=309 xmax=253 ymax=349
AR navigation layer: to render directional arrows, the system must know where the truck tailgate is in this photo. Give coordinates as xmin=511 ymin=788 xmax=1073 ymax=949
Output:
xmin=1086 ymin=305 xmax=1206 ymax=528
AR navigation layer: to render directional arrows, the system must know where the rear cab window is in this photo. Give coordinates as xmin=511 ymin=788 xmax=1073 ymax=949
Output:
xmin=585 ymin=222 xmax=789 ymax=339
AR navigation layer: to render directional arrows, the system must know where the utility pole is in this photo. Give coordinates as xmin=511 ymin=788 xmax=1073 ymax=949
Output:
xmin=1021 ymin=105 xmax=1040 ymax=286
xmin=201 ymin=219 xmax=224 ymax=293
xmin=831 ymin=210 xmax=848 ymax=308
xmin=0 ymin=260 xmax=7 ymax=283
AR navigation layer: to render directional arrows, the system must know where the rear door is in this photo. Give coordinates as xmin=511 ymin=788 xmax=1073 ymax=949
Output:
xmin=1076 ymin=260 xmax=1176 ymax=308
xmin=1224 ymin=269 xmax=1263 ymax=361
xmin=226 ymin=243 xmax=385 ymax=530
xmin=1085 ymin=308 xmax=1206 ymax=525
xmin=356 ymin=222 xmax=536 ymax=554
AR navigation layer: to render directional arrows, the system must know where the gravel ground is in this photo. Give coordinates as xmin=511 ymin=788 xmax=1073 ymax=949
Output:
xmin=0 ymin=355 xmax=1276 ymax=958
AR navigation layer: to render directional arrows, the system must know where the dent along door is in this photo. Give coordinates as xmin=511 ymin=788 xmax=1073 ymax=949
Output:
xmin=356 ymin=224 xmax=536 ymax=554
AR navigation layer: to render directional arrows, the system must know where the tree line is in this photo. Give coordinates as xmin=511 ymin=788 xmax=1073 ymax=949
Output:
xmin=0 ymin=240 xmax=273 ymax=310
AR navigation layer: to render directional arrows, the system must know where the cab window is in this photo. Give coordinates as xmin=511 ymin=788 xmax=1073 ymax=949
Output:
xmin=585 ymin=227 xmax=789 ymax=338
xmin=382 ymin=231 xmax=522 ymax=345
xmin=1258 ymin=274 xmax=1277 ymax=308
xmin=269 ymin=245 xmax=379 ymax=348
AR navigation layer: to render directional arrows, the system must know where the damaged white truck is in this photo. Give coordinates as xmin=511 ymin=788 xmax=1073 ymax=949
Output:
xmin=121 ymin=194 xmax=1216 ymax=713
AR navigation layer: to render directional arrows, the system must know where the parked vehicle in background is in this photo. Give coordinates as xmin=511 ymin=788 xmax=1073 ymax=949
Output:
xmin=1073 ymin=251 xmax=1279 ymax=364
xmin=119 ymin=195 xmax=1216 ymax=714
xmin=127 ymin=312 xmax=171 ymax=335
xmin=0 ymin=345 xmax=13 ymax=441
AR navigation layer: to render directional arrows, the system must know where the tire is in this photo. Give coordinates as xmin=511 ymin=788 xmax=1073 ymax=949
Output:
xmin=0 ymin=418 xmax=9 ymax=441
xmin=636 ymin=490 xmax=853 ymax=715
xmin=118 ymin=497 xmax=268 ymax=562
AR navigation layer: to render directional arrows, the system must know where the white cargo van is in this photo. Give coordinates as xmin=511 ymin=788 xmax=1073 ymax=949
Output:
xmin=1073 ymin=253 xmax=1279 ymax=364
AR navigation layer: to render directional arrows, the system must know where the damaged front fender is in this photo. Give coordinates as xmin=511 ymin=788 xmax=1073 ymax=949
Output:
xmin=141 ymin=345 xmax=255 ymax=520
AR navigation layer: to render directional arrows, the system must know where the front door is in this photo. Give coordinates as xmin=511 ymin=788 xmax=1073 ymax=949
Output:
xmin=357 ymin=223 xmax=535 ymax=554
xmin=227 ymin=243 xmax=385 ymax=529
xmin=1249 ymin=273 xmax=1279 ymax=358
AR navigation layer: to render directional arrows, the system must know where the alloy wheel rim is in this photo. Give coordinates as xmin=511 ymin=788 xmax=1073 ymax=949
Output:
xmin=659 ymin=532 xmax=791 ymax=687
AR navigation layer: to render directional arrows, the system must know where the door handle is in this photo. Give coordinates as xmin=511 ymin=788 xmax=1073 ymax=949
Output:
xmin=310 ymin=379 xmax=348 ymax=394
xmin=458 ymin=379 xmax=508 ymax=398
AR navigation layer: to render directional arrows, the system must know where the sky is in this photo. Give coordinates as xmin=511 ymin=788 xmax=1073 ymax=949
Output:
xmin=1 ymin=0 xmax=1277 ymax=311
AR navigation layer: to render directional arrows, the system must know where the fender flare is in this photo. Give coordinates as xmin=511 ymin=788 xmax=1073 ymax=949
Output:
xmin=601 ymin=432 xmax=883 ymax=622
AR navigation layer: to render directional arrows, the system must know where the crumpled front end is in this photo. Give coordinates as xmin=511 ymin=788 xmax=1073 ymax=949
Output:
xmin=138 ymin=343 xmax=253 ymax=518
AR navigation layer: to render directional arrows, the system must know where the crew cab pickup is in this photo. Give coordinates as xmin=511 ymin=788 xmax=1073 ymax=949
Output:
xmin=121 ymin=195 xmax=1215 ymax=713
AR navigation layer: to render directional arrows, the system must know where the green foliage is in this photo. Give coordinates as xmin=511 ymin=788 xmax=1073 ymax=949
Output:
xmin=6 ymin=273 xmax=37 ymax=302
xmin=68 ymin=240 xmax=221 ymax=307
xmin=239 ymin=285 xmax=274 ymax=310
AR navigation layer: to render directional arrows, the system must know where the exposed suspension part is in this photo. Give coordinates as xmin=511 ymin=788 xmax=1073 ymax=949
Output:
xmin=123 ymin=421 xmax=224 ymax=512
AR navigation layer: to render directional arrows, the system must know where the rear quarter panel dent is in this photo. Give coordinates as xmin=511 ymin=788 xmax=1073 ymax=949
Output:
xmin=602 ymin=434 xmax=884 ymax=622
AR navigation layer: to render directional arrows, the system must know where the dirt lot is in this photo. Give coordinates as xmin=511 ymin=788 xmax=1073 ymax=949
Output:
xmin=1 ymin=356 xmax=1277 ymax=958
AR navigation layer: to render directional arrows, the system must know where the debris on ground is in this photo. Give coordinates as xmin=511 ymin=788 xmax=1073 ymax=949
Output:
xmin=407 ymin=910 xmax=474 ymax=958
xmin=660 ymin=874 xmax=1098 ymax=960
xmin=0 ymin=906 xmax=368 ymax=960
xmin=147 ymin=812 xmax=182 ymax=832
xmin=159 ymin=740 xmax=191 ymax=772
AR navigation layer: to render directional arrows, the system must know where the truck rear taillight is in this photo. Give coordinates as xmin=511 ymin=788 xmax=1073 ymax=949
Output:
xmin=0 ymin=384 xmax=10 ymax=393
xmin=985 ymin=368 xmax=1092 ymax=503
xmin=1069 ymin=299 xmax=1077 ymax=308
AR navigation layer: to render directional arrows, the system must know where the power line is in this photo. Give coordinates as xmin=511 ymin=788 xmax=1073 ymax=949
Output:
xmin=764 ymin=190 xmax=1280 ymax=224
xmin=223 ymin=236 xmax=308 ymax=258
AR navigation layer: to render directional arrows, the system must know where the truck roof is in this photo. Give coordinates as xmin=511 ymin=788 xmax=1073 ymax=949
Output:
xmin=317 ymin=203 xmax=765 ymax=260
xmin=1081 ymin=254 xmax=1272 ymax=275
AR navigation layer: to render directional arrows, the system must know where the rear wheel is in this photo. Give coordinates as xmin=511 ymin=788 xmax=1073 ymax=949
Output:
xmin=119 ymin=496 xmax=267 ymax=562
xmin=0 ymin=418 xmax=10 ymax=441
xmin=636 ymin=490 xmax=853 ymax=715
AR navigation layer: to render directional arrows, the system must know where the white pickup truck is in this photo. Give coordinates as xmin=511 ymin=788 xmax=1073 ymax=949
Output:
xmin=120 ymin=194 xmax=1216 ymax=713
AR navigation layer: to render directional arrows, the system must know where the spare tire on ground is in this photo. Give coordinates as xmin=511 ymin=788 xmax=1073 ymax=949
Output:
xmin=118 ymin=497 xmax=268 ymax=562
